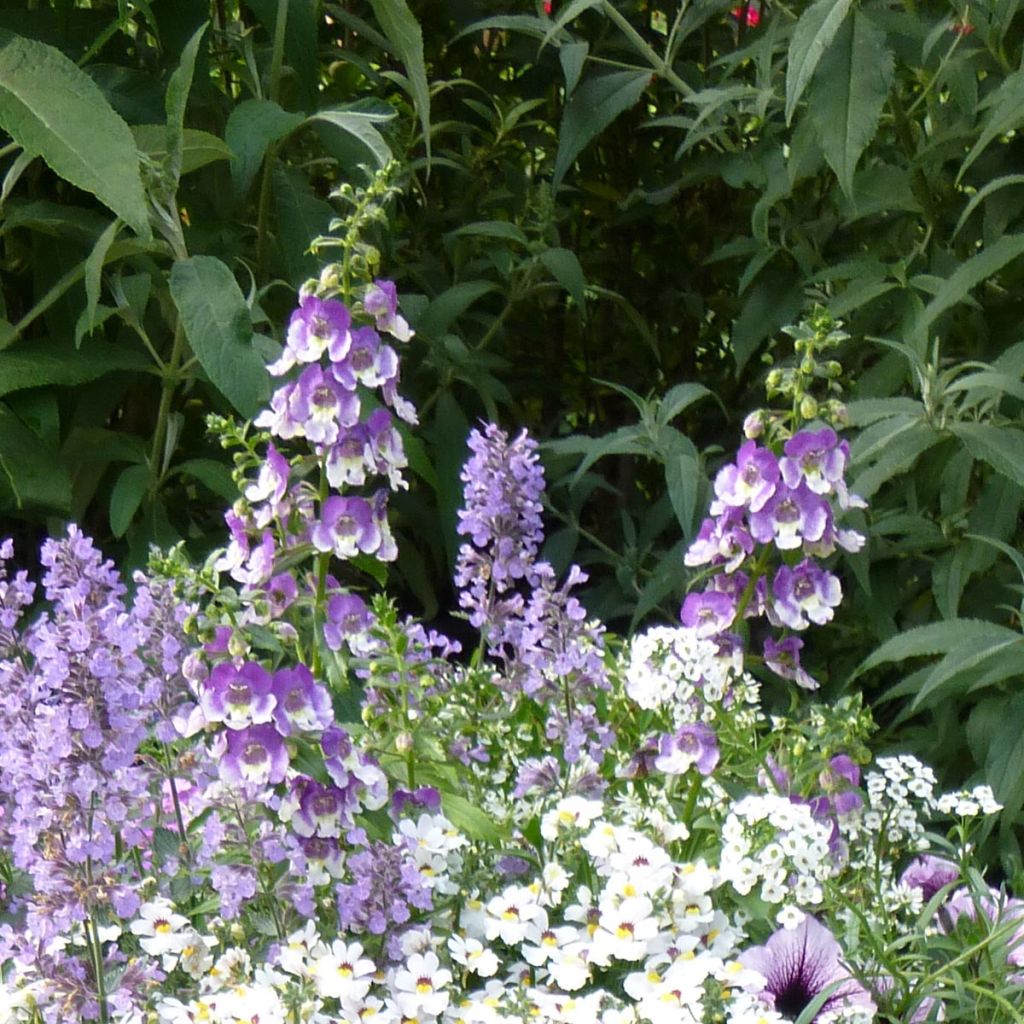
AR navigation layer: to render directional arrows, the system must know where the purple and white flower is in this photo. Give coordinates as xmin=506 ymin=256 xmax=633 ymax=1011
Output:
xmin=655 ymin=723 xmax=720 ymax=776
xmin=680 ymin=590 xmax=737 ymax=638
xmin=748 ymin=482 xmax=829 ymax=551
xmin=714 ymin=440 xmax=780 ymax=512
xmin=771 ymin=561 xmax=842 ymax=631
xmin=311 ymin=496 xmax=382 ymax=559
xmin=219 ymin=723 xmax=289 ymax=786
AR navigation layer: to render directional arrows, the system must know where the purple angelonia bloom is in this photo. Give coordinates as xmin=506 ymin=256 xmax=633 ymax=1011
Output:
xmin=311 ymin=496 xmax=382 ymax=559
xmin=391 ymin=786 xmax=442 ymax=816
xmin=285 ymin=777 xmax=352 ymax=838
xmin=268 ymin=294 xmax=351 ymax=375
xmin=332 ymin=327 xmax=398 ymax=391
xmin=266 ymin=572 xmax=298 ymax=617
xmin=763 ymin=635 xmax=819 ymax=690
xmin=680 ymin=590 xmax=737 ymax=638
xmin=219 ymin=723 xmax=289 ymax=786
xmin=820 ymin=755 xmax=863 ymax=816
xmin=748 ymin=482 xmax=829 ymax=551
xmin=326 ymin=423 xmax=371 ymax=488
xmin=244 ymin=442 xmax=290 ymax=522
xmin=201 ymin=661 xmax=276 ymax=729
xmin=714 ymin=440 xmax=780 ymax=512
xmin=271 ymin=664 xmax=333 ymax=736
xmin=288 ymin=364 xmax=361 ymax=445
xmin=323 ymin=591 xmax=374 ymax=652
xmin=655 ymin=723 xmax=720 ymax=776
xmin=779 ymin=428 xmax=847 ymax=495
xmin=364 ymin=279 xmax=413 ymax=342
xmin=900 ymin=856 xmax=960 ymax=903
xmin=740 ymin=916 xmax=876 ymax=1021
xmin=771 ymin=560 xmax=842 ymax=631
xmin=684 ymin=507 xmax=754 ymax=571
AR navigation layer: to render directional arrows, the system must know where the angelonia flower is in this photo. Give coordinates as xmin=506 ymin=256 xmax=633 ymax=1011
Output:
xmin=683 ymin=424 xmax=864 ymax=689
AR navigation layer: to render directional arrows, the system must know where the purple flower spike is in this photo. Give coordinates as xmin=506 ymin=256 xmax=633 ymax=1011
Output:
xmin=311 ymin=496 xmax=382 ymax=559
xmin=655 ymin=723 xmax=720 ymax=776
xmin=900 ymin=856 xmax=959 ymax=903
xmin=714 ymin=440 xmax=780 ymax=512
xmin=771 ymin=560 xmax=842 ymax=631
xmin=271 ymin=664 xmax=333 ymax=736
xmin=268 ymin=294 xmax=351 ymax=376
xmin=201 ymin=661 xmax=276 ymax=729
xmin=780 ymin=428 xmax=846 ymax=495
xmin=220 ymin=723 xmax=289 ymax=786
xmin=740 ymin=916 xmax=876 ymax=1021
xmin=763 ymin=635 xmax=819 ymax=690
xmin=748 ymin=482 xmax=829 ymax=551
xmin=680 ymin=590 xmax=737 ymax=638
xmin=332 ymin=327 xmax=398 ymax=391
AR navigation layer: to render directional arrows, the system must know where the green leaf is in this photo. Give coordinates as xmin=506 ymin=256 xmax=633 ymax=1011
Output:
xmin=849 ymin=419 xmax=940 ymax=499
xmin=552 ymin=70 xmax=651 ymax=191
xmin=176 ymin=458 xmax=237 ymax=501
xmin=133 ymin=125 xmax=233 ymax=175
xmin=447 ymin=221 xmax=529 ymax=245
xmin=0 ymin=403 xmax=71 ymax=512
xmin=856 ymin=619 xmax=1020 ymax=675
xmin=785 ymin=0 xmax=855 ymax=123
xmin=416 ymin=282 xmax=499 ymax=338
xmin=245 ymin=0 xmax=319 ymax=109
xmin=168 ymin=256 xmax=269 ymax=418
xmin=308 ymin=104 xmax=393 ymax=168
xmin=985 ymin=693 xmax=1024 ymax=823
xmin=911 ymin=235 xmax=1024 ymax=344
xmin=950 ymin=422 xmax=1024 ymax=485
xmin=807 ymin=11 xmax=894 ymax=198
xmin=163 ymin=22 xmax=207 ymax=190
xmin=946 ymin=370 xmax=1024 ymax=404
xmin=559 ymin=41 xmax=589 ymax=97
xmin=0 ymin=337 xmax=150 ymax=398
xmin=224 ymin=98 xmax=303 ymax=200
xmin=958 ymin=70 xmax=1024 ymax=183
xmin=441 ymin=791 xmax=506 ymax=843
xmin=272 ymin=164 xmax=334 ymax=286
xmin=79 ymin=218 xmax=121 ymax=345
xmin=730 ymin=270 xmax=804 ymax=374
xmin=110 ymin=464 xmax=150 ymax=537
xmin=657 ymin=382 xmax=714 ymax=426
xmin=539 ymin=247 xmax=587 ymax=316
xmin=0 ymin=33 xmax=150 ymax=237
xmin=368 ymin=0 xmax=430 ymax=162
xmin=952 ymin=174 xmax=1024 ymax=241
xmin=665 ymin=450 xmax=700 ymax=535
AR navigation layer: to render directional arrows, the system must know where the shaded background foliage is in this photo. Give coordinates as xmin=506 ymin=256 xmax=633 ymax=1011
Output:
xmin=3 ymin=0 xmax=1024 ymax=872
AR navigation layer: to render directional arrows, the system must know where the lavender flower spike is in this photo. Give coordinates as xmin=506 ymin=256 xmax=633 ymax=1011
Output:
xmin=740 ymin=916 xmax=876 ymax=1022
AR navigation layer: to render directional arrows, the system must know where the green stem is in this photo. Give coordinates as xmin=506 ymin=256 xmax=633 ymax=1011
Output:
xmin=267 ymin=0 xmax=290 ymax=103
xmin=600 ymin=0 xmax=693 ymax=98
xmin=149 ymin=320 xmax=188 ymax=490
xmin=84 ymin=916 xmax=110 ymax=1024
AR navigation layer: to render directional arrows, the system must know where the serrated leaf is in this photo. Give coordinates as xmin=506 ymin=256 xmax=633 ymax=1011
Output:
xmin=163 ymin=22 xmax=207 ymax=190
xmin=0 ymin=33 xmax=150 ymax=237
xmin=559 ymin=40 xmax=589 ymax=96
xmin=807 ymin=11 xmax=893 ymax=198
xmin=785 ymin=0 xmax=855 ymax=123
xmin=368 ymin=0 xmax=430 ymax=161
xmin=225 ymin=98 xmax=303 ymax=199
xmin=309 ymin=104 xmax=393 ymax=168
xmin=553 ymin=70 xmax=651 ymax=190
xmin=110 ymin=464 xmax=149 ymax=537
xmin=169 ymin=256 xmax=269 ymax=418
xmin=950 ymin=422 xmax=1024 ymax=485
xmin=856 ymin=618 xmax=1020 ymax=676
xmin=912 ymin=235 xmax=1024 ymax=344
xmin=539 ymin=247 xmax=587 ymax=316
xmin=0 ymin=337 xmax=150 ymax=398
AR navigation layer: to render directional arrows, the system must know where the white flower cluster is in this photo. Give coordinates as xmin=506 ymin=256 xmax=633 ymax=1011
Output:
xmin=623 ymin=626 xmax=736 ymax=711
xmin=934 ymin=784 xmax=1002 ymax=817
xmin=859 ymin=755 xmax=937 ymax=848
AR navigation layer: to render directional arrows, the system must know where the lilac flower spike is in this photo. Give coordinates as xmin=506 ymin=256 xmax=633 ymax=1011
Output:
xmin=714 ymin=440 xmax=780 ymax=512
xmin=740 ymin=916 xmax=876 ymax=1022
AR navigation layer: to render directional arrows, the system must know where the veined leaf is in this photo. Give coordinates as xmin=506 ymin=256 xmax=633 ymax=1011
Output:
xmin=958 ymin=70 xmax=1024 ymax=183
xmin=946 ymin=370 xmax=1024 ymax=404
xmin=133 ymin=126 xmax=233 ymax=176
xmin=225 ymin=98 xmax=303 ymax=199
xmin=416 ymin=282 xmax=499 ymax=338
xmin=912 ymin=235 xmax=1024 ymax=344
xmin=950 ymin=422 xmax=1024 ymax=485
xmin=368 ymin=0 xmax=430 ymax=161
xmin=163 ymin=22 xmax=207 ymax=190
xmin=0 ymin=338 xmax=150 ymax=398
xmin=552 ymin=70 xmax=651 ymax=190
xmin=309 ymin=104 xmax=393 ymax=168
xmin=446 ymin=221 xmax=529 ymax=246
xmin=0 ymin=32 xmax=150 ymax=237
xmin=849 ymin=420 xmax=940 ymax=499
xmin=559 ymin=41 xmax=589 ymax=97
xmin=169 ymin=256 xmax=268 ymax=418
xmin=657 ymin=382 xmax=714 ymax=426
xmin=913 ymin=637 xmax=1024 ymax=710
xmin=785 ymin=0 xmax=855 ymax=124
xmin=807 ymin=11 xmax=894 ymax=198
xmin=0 ymin=403 xmax=71 ymax=512
xmin=856 ymin=618 xmax=1020 ymax=676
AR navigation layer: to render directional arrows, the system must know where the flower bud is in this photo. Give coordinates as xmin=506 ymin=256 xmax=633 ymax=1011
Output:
xmin=743 ymin=411 xmax=765 ymax=439
xmin=395 ymin=731 xmax=414 ymax=753
xmin=800 ymin=357 xmax=816 ymax=375
xmin=799 ymin=396 xmax=819 ymax=420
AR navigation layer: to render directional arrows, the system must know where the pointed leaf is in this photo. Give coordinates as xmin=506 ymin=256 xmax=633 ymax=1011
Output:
xmin=559 ymin=41 xmax=589 ymax=96
xmin=133 ymin=126 xmax=233 ymax=175
xmin=225 ymin=98 xmax=303 ymax=199
xmin=309 ymin=104 xmax=393 ymax=168
xmin=807 ymin=11 xmax=894 ymax=197
xmin=0 ymin=337 xmax=149 ymax=397
xmin=110 ymin=464 xmax=150 ymax=538
xmin=163 ymin=22 xmax=207 ymax=189
xmin=849 ymin=420 xmax=940 ymax=499
xmin=785 ymin=0 xmax=855 ymax=123
xmin=0 ymin=403 xmax=71 ymax=512
xmin=169 ymin=256 xmax=269 ymax=418
xmin=0 ymin=32 xmax=150 ymax=237
xmin=416 ymin=282 xmax=499 ymax=338
xmin=958 ymin=70 xmax=1024 ymax=183
xmin=665 ymin=450 xmax=700 ymax=535
xmin=857 ymin=619 xmax=1020 ymax=675
xmin=539 ymin=247 xmax=587 ymax=315
xmin=553 ymin=70 xmax=651 ymax=190
xmin=368 ymin=0 xmax=430 ymax=161
xmin=950 ymin=422 xmax=1024 ymax=485
xmin=657 ymin=382 xmax=714 ymax=426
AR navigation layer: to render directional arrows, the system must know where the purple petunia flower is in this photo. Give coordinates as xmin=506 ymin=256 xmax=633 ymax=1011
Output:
xmin=655 ymin=722 xmax=720 ymax=776
xmin=820 ymin=755 xmax=863 ymax=816
xmin=771 ymin=560 xmax=842 ymax=631
xmin=714 ymin=439 xmax=780 ymax=512
xmin=740 ymin=916 xmax=876 ymax=1021
xmin=900 ymin=856 xmax=959 ymax=903
xmin=680 ymin=590 xmax=737 ymax=638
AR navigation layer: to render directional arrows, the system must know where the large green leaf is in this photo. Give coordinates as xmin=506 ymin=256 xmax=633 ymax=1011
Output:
xmin=169 ymin=256 xmax=269 ymax=418
xmin=950 ymin=422 xmax=1024 ymax=485
xmin=133 ymin=126 xmax=233 ymax=176
xmin=162 ymin=22 xmax=207 ymax=191
xmin=849 ymin=419 xmax=940 ymax=499
xmin=807 ymin=11 xmax=894 ymax=198
xmin=0 ymin=402 xmax=71 ymax=512
xmin=0 ymin=32 xmax=150 ymax=237
xmin=911 ymin=235 xmax=1024 ymax=344
xmin=368 ymin=0 xmax=430 ymax=161
xmin=857 ymin=619 xmax=1020 ymax=675
xmin=110 ymin=464 xmax=150 ymax=538
xmin=0 ymin=337 xmax=149 ymax=398
xmin=785 ymin=0 xmax=855 ymax=124
xmin=225 ymin=98 xmax=303 ymax=199
xmin=308 ymin=104 xmax=393 ymax=168
xmin=272 ymin=165 xmax=335 ymax=286
xmin=958 ymin=69 xmax=1024 ymax=183
xmin=552 ymin=70 xmax=651 ymax=190
xmin=539 ymin=247 xmax=587 ymax=315
xmin=245 ymin=0 xmax=319 ymax=109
